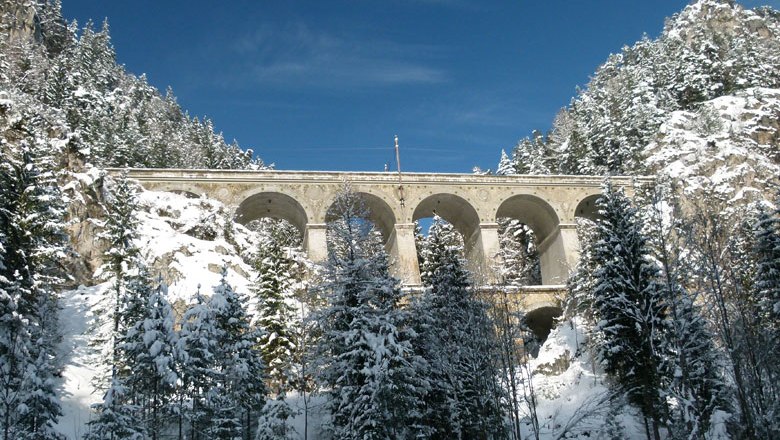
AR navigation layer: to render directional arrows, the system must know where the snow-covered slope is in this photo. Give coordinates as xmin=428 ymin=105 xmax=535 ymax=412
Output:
xmin=646 ymin=87 xmax=780 ymax=201
xmin=56 ymin=187 xmax=262 ymax=437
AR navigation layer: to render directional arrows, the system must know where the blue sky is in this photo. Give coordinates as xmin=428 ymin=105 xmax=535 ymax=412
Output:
xmin=63 ymin=0 xmax=779 ymax=173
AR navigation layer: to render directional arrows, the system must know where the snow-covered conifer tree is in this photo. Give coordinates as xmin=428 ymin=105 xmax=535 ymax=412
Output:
xmin=412 ymin=215 xmax=507 ymax=439
xmin=642 ymin=185 xmax=729 ymax=439
xmin=121 ymin=276 xmax=179 ymax=440
xmin=316 ymin=186 xmax=429 ymax=439
xmin=749 ymin=197 xmax=780 ymax=435
xmin=418 ymin=215 xmax=464 ymax=285
xmin=496 ymin=149 xmax=515 ymax=175
xmin=179 ymin=269 xmax=266 ymax=440
xmin=0 ymin=141 xmax=66 ymax=440
xmin=251 ymin=220 xmax=298 ymax=396
xmin=177 ymin=288 xmax=216 ymax=440
xmin=251 ymin=219 xmax=305 ymax=438
xmin=589 ymin=182 xmax=667 ymax=440
xmin=497 ymin=218 xmax=541 ymax=286
xmin=209 ymin=267 xmax=266 ymax=439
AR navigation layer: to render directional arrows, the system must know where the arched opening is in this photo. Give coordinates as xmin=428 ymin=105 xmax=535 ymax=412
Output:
xmin=413 ymin=193 xmax=482 ymax=277
xmin=325 ymin=191 xmax=396 ymax=245
xmin=496 ymin=195 xmax=563 ymax=285
xmin=574 ymin=194 xmax=602 ymax=222
xmin=522 ymin=305 xmax=564 ymax=357
xmin=524 ymin=306 xmax=563 ymax=341
xmin=234 ymin=192 xmax=309 ymax=237
xmin=496 ymin=194 xmax=559 ymax=242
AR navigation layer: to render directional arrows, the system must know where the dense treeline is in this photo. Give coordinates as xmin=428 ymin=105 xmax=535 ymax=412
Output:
xmin=497 ymin=0 xmax=780 ymax=176
xmin=566 ymin=182 xmax=780 ymax=439
xmin=0 ymin=0 xmax=264 ymax=170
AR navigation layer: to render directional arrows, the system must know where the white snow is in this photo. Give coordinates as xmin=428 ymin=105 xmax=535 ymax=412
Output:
xmin=56 ymin=189 xmax=265 ymax=438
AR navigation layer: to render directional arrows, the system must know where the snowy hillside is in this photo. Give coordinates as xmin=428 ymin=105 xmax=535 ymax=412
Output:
xmin=646 ymin=87 xmax=780 ymax=200
xmin=56 ymin=186 xmax=260 ymax=437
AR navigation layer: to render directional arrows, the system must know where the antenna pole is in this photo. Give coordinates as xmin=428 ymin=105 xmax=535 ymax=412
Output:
xmin=394 ymin=135 xmax=405 ymax=206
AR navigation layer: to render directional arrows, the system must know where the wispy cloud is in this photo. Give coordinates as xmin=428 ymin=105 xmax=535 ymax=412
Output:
xmin=217 ymin=22 xmax=449 ymax=89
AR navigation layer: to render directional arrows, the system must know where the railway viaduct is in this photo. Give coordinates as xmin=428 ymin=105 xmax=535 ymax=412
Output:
xmin=121 ymin=169 xmax=650 ymax=299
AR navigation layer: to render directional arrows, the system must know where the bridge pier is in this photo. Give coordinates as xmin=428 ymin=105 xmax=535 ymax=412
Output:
xmin=537 ymin=223 xmax=580 ymax=284
xmin=388 ymin=223 xmax=421 ymax=285
xmin=303 ymin=223 xmax=328 ymax=263
xmin=465 ymin=222 xmax=502 ymax=285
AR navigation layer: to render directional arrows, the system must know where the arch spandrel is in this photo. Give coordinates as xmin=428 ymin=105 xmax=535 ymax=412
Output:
xmin=495 ymin=194 xmax=561 ymax=242
xmin=234 ymin=192 xmax=309 ymax=234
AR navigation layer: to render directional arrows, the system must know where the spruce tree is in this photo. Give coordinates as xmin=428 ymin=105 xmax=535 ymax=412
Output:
xmin=252 ymin=219 xmax=303 ymax=438
xmin=316 ymin=186 xmax=429 ymax=439
xmin=0 ymin=142 xmax=66 ymax=440
xmin=121 ymin=276 xmax=179 ymax=440
xmin=209 ymin=268 xmax=266 ymax=439
xmin=177 ymin=289 xmax=216 ymax=440
xmin=178 ymin=270 xmax=266 ymax=440
xmin=749 ymin=197 xmax=780 ymax=436
xmin=589 ymin=183 xmax=667 ymax=440
xmin=412 ymin=215 xmax=507 ymax=440
xmin=643 ymin=185 xmax=729 ymax=439
xmin=251 ymin=220 xmax=298 ymax=396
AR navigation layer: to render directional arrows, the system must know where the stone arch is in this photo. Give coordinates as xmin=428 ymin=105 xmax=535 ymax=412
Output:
xmin=574 ymin=193 xmax=602 ymax=222
xmin=496 ymin=194 xmax=569 ymax=285
xmin=325 ymin=191 xmax=397 ymax=243
xmin=413 ymin=193 xmax=484 ymax=276
xmin=234 ymin=192 xmax=309 ymax=235
xmin=413 ymin=193 xmax=481 ymax=238
xmin=495 ymin=194 xmax=560 ymax=242
xmin=525 ymin=306 xmax=563 ymax=341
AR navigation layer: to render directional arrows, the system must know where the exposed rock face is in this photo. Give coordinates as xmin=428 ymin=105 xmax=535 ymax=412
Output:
xmin=61 ymin=163 xmax=110 ymax=288
xmin=0 ymin=0 xmax=41 ymax=45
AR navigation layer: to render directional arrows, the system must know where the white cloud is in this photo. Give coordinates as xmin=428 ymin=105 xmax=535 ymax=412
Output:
xmin=219 ymin=22 xmax=448 ymax=89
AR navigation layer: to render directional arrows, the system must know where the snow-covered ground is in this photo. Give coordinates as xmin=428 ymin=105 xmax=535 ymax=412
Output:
xmin=55 ymin=189 xmax=262 ymax=437
xmin=646 ymin=87 xmax=780 ymax=202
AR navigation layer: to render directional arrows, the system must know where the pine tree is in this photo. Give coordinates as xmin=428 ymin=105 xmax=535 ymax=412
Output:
xmin=120 ymin=276 xmax=179 ymax=440
xmin=209 ymin=268 xmax=266 ymax=439
xmin=589 ymin=182 xmax=667 ymax=440
xmin=251 ymin=221 xmax=298 ymax=397
xmin=0 ymin=141 xmax=66 ymax=440
xmin=412 ymin=215 xmax=507 ymax=439
xmin=316 ymin=186 xmax=429 ymax=439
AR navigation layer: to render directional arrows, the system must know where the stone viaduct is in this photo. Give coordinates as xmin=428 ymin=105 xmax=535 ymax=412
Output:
xmin=121 ymin=169 xmax=650 ymax=298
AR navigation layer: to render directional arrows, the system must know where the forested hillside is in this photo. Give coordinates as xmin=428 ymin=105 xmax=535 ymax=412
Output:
xmin=0 ymin=0 xmax=264 ymax=170
xmin=1 ymin=0 xmax=779 ymax=439
xmin=497 ymin=1 xmax=780 ymax=439
xmin=499 ymin=0 xmax=780 ymax=185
